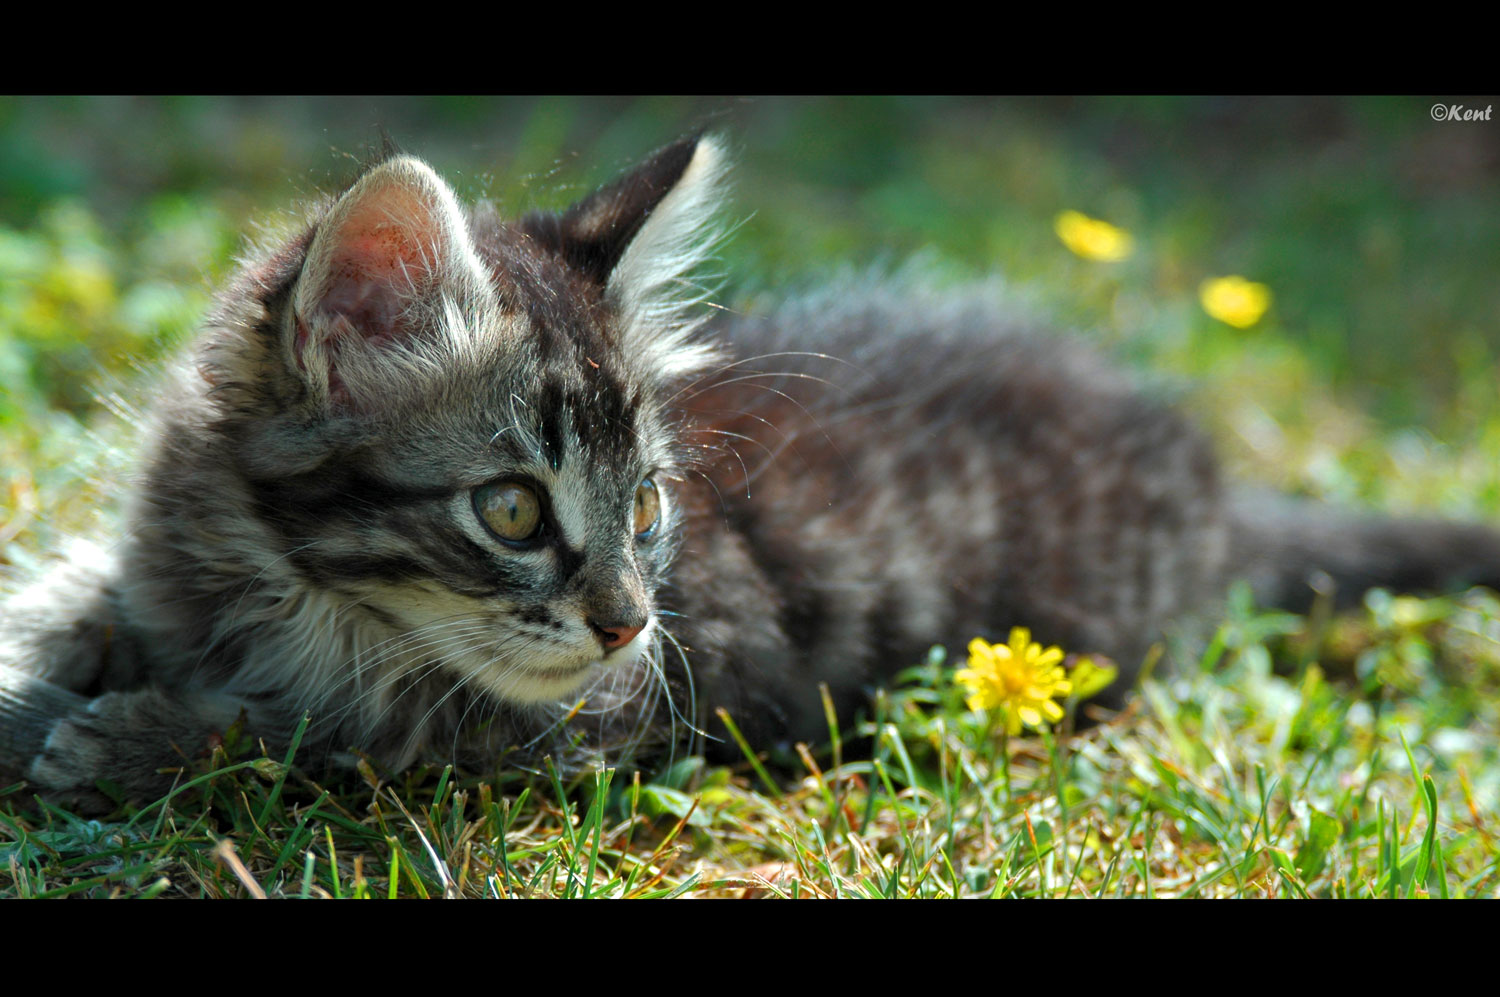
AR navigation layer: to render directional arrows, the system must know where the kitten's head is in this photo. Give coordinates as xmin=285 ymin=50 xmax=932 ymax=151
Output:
xmin=189 ymin=136 xmax=727 ymax=709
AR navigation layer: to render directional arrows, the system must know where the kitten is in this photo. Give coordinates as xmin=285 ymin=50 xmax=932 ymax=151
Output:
xmin=4 ymin=134 xmax=1499 ymax=812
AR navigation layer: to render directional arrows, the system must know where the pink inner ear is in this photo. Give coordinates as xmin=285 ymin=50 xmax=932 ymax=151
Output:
xmin=300 ymin=192 xmax=444 ymax=391
xmin=301 ymin=250 xmax=413 ymax=405
xmin=319 ymin=250 xmax=409 ymax=350
xmin=294 ymin=167 xmax=463 ymax=407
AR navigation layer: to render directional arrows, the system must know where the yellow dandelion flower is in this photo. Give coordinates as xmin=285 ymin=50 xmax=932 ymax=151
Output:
xmin=955 ymin=627 xmax=1072 ymax=736
xmin=1054 ymin=210 xmax=1134 ymax=262
xmin=1200 ymin=276 xmax=1272 ymax=328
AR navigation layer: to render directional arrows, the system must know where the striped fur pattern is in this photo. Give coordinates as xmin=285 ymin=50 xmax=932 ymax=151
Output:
xmin=6 ymin=135 xmax=1500 ymax=810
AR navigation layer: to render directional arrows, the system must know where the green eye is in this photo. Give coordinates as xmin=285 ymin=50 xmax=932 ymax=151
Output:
xmin=475 ymin=482 xmax=543 ymax=543
xmin=633 ymin=478 xmax=661 ymax=537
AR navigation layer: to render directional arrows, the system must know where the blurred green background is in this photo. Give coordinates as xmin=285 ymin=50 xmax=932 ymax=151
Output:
xmin=2 ymin=95 xmax=1498 ymax=552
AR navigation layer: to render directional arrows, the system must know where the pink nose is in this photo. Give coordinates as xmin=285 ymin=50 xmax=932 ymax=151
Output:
xmin=591 ymin=620 xmax=644 ymax=650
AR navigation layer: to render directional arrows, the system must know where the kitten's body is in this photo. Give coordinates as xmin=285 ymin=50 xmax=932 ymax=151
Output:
xmin=5 ymin=136 xmax=1499 ymax=809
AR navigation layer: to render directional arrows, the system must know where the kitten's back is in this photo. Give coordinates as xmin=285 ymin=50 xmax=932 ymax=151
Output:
xmin=664 ymin=270 xmax=1500 ymax=749
xmin=662 ymin=276 xmax=1230 ymax=746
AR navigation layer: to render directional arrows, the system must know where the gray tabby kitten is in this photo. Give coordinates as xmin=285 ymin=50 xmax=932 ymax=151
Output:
xmin=4 ymin=135 xmax=1500 ymax=812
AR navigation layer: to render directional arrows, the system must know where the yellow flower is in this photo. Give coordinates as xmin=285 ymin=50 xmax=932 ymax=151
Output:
xmin=1199 ymin=276 xmax=1272 ymax=328
xmin=1054 ymin=210 xmax=1134 ymax=262
xmin=1066 ymin=655 xmax=1118 ymax=700
xmin=955 ymin=627 xmax=1072 ymax=736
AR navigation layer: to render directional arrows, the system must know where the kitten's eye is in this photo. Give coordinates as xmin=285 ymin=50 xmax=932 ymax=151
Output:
xmin=474 ymin=482 xmax=543 ymax=543
xmin=633 ymin=478 xmax=661 ymax=538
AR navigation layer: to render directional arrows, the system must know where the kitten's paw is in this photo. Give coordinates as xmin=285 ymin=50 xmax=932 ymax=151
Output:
xmin=27 ymin=690 xmax=231 ymax=815
xmin=28 ymin=708 xmax=141 ymax=815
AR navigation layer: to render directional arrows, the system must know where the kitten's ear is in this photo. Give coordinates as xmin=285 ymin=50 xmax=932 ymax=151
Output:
xmin=291 ymin=155 xmax=486 ymax=410
xmin=533 ymin=135 xmax=722 ymax=284
xmin=527 ymin=135 xmax=728 ymax=377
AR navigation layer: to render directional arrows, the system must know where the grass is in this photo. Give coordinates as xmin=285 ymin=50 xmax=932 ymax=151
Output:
xmin=6 ymin=598 xmax=1498 ymax=898
xmin=2 ymin=97 xmax=1499 ymax=897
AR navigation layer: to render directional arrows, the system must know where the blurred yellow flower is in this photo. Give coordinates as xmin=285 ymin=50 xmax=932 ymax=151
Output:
xmin=1054 ymin=210 xmax=1134 ymax=262
xmin=1066 ymin=655 xmax=1118 ymax=700
xmin=1200 ymin=276 xmax=1272 ymax=328
xmin=955 ymin=627 xmax=1072 ymax=736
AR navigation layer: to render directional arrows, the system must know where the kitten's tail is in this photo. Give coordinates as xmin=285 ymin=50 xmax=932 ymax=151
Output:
xmin=1230 ymin=491 xmax=1500 ymax=612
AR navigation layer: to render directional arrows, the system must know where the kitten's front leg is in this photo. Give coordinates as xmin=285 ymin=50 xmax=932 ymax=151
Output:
xmin=28 ymin=687 xmax=283 ymax=814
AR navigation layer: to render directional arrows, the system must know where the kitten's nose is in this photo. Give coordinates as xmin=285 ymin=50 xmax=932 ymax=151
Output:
xmin=590 ymin=619 xmax=644 ymax=650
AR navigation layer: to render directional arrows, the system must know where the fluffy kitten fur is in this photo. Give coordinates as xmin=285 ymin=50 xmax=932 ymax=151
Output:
xmin=6 ymin=135 xmax=1500 ymax=811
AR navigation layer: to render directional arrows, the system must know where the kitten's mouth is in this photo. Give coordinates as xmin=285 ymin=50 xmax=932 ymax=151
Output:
xmin=476 ymin=619 xmax=653 ymax=705
xmin=530 ymin=660 xmax=597 ymax=679
xmin=479 ymin=660 xmax=598 ymax=705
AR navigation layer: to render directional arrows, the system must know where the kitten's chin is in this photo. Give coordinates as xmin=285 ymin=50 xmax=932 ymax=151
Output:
xmin=474 ymin=623 xmax=653 ymax=706
xmin=491 ymin=668 xmax=598 ymax=704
